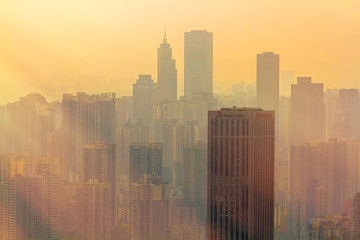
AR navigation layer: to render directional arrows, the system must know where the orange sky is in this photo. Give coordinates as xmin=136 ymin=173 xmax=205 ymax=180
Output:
xmin=1 ymin=0 xmax=360 ymax=104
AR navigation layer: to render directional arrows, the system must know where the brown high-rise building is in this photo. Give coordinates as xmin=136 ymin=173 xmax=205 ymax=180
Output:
xmin=207 ymin=107 xmax=275 ymax=239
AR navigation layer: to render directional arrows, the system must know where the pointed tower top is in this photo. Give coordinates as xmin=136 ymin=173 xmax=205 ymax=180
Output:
xmin=163 ymin=25 xmax=167 ymax=44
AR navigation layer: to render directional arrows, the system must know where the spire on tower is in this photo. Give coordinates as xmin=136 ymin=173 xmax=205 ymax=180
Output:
xmin=163 ymin=25 xmax=167 ymax=44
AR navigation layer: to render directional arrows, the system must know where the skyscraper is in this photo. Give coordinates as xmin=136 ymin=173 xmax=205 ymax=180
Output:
xmin=257 ymin=52 xmax=279 ymax=152
xmin=289 ymin=77 xmax=325 ymax=145
xmin=208 ymin=107 xmax=275 ymax=239
xmin=158 ymin=30 xmax=177 ymax=101
xmin=6 ymin=93 xmax=56 ymax=157
xmin=257 ymin=52 xmax=280 ymax=110
xmin=132 ymin=75 xmax=157 ymax=125
xmin=184 ymin=30 xmax=213 ymax=98
xmin=15 ymin=174 xmax=60 ymax=240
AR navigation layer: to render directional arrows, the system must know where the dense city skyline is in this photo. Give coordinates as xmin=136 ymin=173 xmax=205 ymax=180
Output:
xmin=1 ymin=1 xmax=360 ymax=240
xmin=1 ymin=0 xmax=360 ymax=104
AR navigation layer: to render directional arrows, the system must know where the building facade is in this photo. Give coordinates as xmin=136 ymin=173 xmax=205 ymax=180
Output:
xmin=207 ymin=107 xmax=275 ymax=239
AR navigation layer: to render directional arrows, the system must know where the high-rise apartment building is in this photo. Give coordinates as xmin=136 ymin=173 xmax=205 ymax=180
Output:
xmin=184 ymin=30 xmax=213 ymax=98
xmin=183 ymin=142 xmax=207 ymax=223
xmin=62 ymin=92 xmax=116 ymax=173
xmin=208 ymin=107 xmax=275 ymax=239
xmin=75 ymin=179 xmax=112 ymax=240
xmin=81 ymin=142 xmax=115 ymax=184
xmin=15 ymin=174 xmax=60 ymax=240
xmin=158 ymin=120 xmax=201 ymax=186
xmin=129 ymin=143 xmax=163 ymax=184
xmin=286 ymin=200 xmax=305 ymax=240
xmin=303 ymin=181 xmax=328 ymax=225
xmin=158 ymin=31 xmax=177 ymax=101
xmin=81 ymin=142 xmax=116 ymax=225
xmin=116 ymin=122 xmax=150 ymax=176
xmin=6 ymin=93 xmax=56 ymax=156
xmin=131 ymin=175 xmax=170 ymax=240
xmin=132 ymin=75 xmax=157 ymax=125
xmin=290 ymin=139 xmax=360 ymax=215
xmin=289 ymin=77 xmax=325 ymax=145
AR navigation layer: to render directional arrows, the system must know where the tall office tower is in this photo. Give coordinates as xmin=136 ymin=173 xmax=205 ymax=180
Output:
xmin=82 ymin=142 xmax=116 ymax=225
xmin=280 ymin=71 xmax=295 ymax=97
xmin=256 ymin=52 xmax=279 ymax=153
xmin=183 ymin=142 xmax=207 ymax=223
xmin=286 ymin=200 xmax=305 ymax=240
xmin=303 ymin=181 xmax=328 ymax=225
xmin=158 ymin=31 xmax=177 ymax=101
xmin=115 ymin=96 xmax=133 ymax=126
xmin=6 ymin=93 xmax=56 ymax=156
xmin=75 ymin=180 xmax=112 ymax=240
xmin=116 ymin=122 xmax=150 ymax=176
xmin=159 ymin=120 xmax=201 ymax=186
xmin=354 ymin=193 xmax=360 ymax=239
xmin=184 ymin=30 xmax=213 ymax=98
xmin=62 ymin=92 xmax=116 ymax=173
xmin=208 ymin=107 xmax=275 ymax=239
xmin=132 ymin=75 xmax=157 ymax=125
xmin=131 ymin=175 xmax=169 ymax=240
xmin=15 ymin=174 xmax=60 ymax=240
xmin=129 ymin=143 xmax=163 ymax=184
xmin=289 ymin=77 xmax=325 ymax=145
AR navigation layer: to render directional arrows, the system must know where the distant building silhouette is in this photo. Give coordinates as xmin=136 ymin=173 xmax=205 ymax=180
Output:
xmin=184 ymin=30 xmax=213 ymax=98
xmin=132 ymin=75 xmax=157 ymax=125
xmin=257 ymin=52 xmax=279 ymax=152
xmin=158 ymin=30 xmax=177 ymax=101
xmin=289 ymin=77 xmax=325 ymax=145
xmin=81 ymin=142 xmax=116 ymax=225
xmin=290 ymin=139 xmax=360 ymax=215
xmin=62 ymin=92 xmax=116 ymax=173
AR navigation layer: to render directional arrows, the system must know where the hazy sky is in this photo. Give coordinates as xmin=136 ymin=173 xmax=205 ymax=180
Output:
xmin=1 ymin=0 xmax=360 ymax=103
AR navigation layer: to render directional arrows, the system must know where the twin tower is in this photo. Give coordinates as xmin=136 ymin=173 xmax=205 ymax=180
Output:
xmin=157 ymin=30 xmax=213 ymax=100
